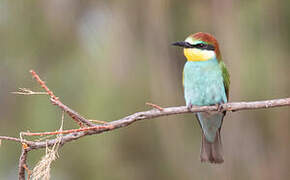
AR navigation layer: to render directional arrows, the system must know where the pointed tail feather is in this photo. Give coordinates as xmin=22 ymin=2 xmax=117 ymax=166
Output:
xmin=200 ymin=131 xmax=224 ymax=164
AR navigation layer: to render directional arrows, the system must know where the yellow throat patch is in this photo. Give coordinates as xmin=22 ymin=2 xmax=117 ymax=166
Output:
xmin=183 ymin=48 xmax=215 ymax=62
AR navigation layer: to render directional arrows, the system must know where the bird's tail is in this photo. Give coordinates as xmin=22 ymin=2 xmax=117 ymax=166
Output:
xmin=200 ymin=130 xmax=224 ymax=164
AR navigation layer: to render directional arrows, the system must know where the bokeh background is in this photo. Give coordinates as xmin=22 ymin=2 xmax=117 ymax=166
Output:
xmin=1 ymin=0 xmax=290 ymax=179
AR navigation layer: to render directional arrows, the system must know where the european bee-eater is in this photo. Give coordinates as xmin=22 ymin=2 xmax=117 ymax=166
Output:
xmin=173 ymin=32 xmax=230 ymax=163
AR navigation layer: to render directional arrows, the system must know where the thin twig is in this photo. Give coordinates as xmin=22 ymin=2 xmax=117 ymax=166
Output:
xmin=0 ymin=136 xmax=32 ymax=144
xmin=21 ymin=125 xmax=113 ymax=136
xmin=50 ymin=98 xmax=95 ymax=127
xmin=29 ymin=70 xmax=58 ymax=100
xmin=18 ymin=148 xmax=29 ymax=180
xmin=88 ymin=119 xmax=108 ymax=124
xmin=11 ymin=88 xmax=48 ymax=95
xmin=23 ymin=164 xmax=32 ymax=180
xmin=29 ymin=70 xmax=96 ymax=127
xmin=146 ymin=102 xmax=164 ymax=111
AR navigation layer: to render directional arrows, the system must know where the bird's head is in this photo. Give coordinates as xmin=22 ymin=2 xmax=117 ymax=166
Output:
xmin=172 ymin=32 xmax=221 ymax=62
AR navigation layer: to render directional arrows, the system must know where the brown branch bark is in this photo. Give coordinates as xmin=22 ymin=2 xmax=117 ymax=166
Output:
xmin=50 ymin=98 xmax=95 ymax=127
xmin=0 ymin=70 xmax=289 ymax=179
xmin=1 ymin=97 xmax=290 ymax=150
xmin=0 ymin=136 xmax=31 ymax=144
xmin=18 ymin=148 xmax=29 ymax=180
xmin=29 ymin=70 xmax=95 ymax=127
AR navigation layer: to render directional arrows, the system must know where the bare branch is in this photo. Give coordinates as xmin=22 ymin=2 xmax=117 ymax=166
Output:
xmin=146 ymin=102 xmax=164 ymax=111
xmin=2 ymin=98 xmax=290 ymax=150
xmin=11 ymin=88 xmax=48 ymax=95
xmin=29 ymin=70 xmax=94 ymax=127
xmin=3 ymin=97 xmax=288 ymax=151
xmin=21 ymin=124 xmax=113 ymax=137
xmin=0 ymin=136 xmax=32 ymax=144
xmin=88 ymin=119 xmax=108 ymax=124
xmin=50 ymin=98 xmax=95 ymax=127
xmin=29 ymin=70 xmax=58 ymax=100
xmin=18 ymin=148 xmax=29 ymax=180
xmin=1 ymin=70 xmax=289 ymax=179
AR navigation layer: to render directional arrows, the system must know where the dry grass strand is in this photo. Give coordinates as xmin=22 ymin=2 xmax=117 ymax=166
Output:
xmin=30 ymin=112 xmax=64 ymax=180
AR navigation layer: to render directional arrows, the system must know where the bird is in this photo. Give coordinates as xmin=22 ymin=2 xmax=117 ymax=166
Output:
xmin=172 ymin=32 xmax=230 ymax=163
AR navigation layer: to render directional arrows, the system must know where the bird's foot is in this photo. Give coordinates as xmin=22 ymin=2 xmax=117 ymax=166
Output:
xmin=216 ymin=103 xmax=224 ymax=112
xmin=187 ymin=103 xmax=193 ymax=111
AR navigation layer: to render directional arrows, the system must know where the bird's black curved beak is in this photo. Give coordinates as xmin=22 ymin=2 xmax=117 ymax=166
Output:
xmin=171 ymin=41 xmax=192 ymax=48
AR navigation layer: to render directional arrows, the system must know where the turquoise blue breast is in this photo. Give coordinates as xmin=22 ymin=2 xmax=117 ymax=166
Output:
xmin=183 ymin=58 xmax=227 ymax=142
xmin=183 ymin=58 xmax=227 ymax=106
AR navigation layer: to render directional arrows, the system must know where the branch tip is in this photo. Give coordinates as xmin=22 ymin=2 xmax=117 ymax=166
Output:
xmin=146 ymin=102 xmax=164 ymax=111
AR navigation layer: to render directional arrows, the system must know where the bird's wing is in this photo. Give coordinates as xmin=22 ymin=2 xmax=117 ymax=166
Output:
xmin=218 ymin=61 xmax=230 ymax=132
xmin=219 ymin=61 xmax=230 ymax=99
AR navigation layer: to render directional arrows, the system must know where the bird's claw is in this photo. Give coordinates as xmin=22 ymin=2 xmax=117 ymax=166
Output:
xmin=217 ymin=103 xmax=224 ymax=112
xmin=187 ymin=103 xmax=193 ymax=111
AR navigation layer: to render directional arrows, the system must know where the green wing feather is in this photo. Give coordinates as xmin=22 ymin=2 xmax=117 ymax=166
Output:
xmin=219 ymin=61 xmax=230 ymax=99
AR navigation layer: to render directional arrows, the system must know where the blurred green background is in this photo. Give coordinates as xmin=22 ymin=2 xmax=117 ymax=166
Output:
xmin=1 ymin=0 xmax=290 ymax=179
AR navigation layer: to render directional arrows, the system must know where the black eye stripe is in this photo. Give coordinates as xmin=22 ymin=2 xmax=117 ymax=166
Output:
xmin=191 ymin=43 xmax=215 ymax=51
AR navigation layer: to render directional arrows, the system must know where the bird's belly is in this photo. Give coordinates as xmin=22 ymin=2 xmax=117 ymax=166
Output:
xmin=184 ymin=80 xmax=224 ymax=106
xmin=183 ymin=62 xmax=227 ymax=106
